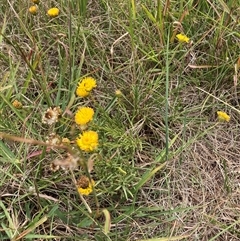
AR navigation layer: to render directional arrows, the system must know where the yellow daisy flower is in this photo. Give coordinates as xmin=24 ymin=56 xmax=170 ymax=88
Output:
xmin=176 ymin=33 xmax=190 ymax=43
xmin=217 ymin=111 xmax=230 ymax=122
xmin=76 ymin=130 xmax=98 ymax=152
xmin=76 ymin=77 xmax=97 ymax=98
xmin=29 ymin=5 xmax=38 ymax=15
xmin=76 ymin=88 xmax=89 ymax=98
xmin=77 ymin=176 xmax=95 ymax=196
xmin=75 ymin=107 xmax=94 ymax=126
xmin=47 ymin=7 xmax=60 ymax=17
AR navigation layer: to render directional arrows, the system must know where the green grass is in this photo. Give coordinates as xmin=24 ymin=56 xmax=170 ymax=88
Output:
xmin=0 ymin=0 xmax=240 ymax=240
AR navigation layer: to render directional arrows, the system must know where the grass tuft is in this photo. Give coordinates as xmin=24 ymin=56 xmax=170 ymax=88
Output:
xmin=0 ymin=0 xmax=239 ymax=240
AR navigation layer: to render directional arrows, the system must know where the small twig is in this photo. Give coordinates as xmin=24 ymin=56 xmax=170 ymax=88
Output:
xmin=0 ymin=132 xmax=74 ymax=154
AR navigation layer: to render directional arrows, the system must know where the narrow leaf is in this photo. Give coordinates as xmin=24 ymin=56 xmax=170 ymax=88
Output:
xmin=136 ymin=234 xmax=190 ymax=241
xmin=102 ymin=209 xmax=111 ymax=235
xmin=141 ymin=4 xmax=156 ymax=23
xmin=135 ymin=163 xmax=166 ymax=191
xmin=14 ymin=216 xmax=48 ymax=241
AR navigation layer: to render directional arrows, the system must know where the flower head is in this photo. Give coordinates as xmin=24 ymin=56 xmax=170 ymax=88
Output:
xmin=52 ymin=153 xmax=79 ymax=171
xmin=46 ymin=133 xmax=61 ymax=145
xmin=75 ymin=107 xmax=94 ymax=127
xmin=29 ymin=5 xmax=38 ymax=15
xmin=76 ymin=130 xmax=98 ymax=152
xmin=42 ymin=106 xmax=62 ymax=125
xmin=77 ymin=176 xmax=95 ymax=196
xmin=217 ymin=111 xmax=230 ymax=122
xmin=12 ymin=100 xmax=23 ymax=109
xmin=115 ymin=89 xmax=122 ymax=97
xmin=76 ymin=77 xmax=97 ymax=98
xmin=176 ymin=33 xmax=190 ymax=43
xmin=47 ymin=7 xmax=60 ymax=17
xmin=62 ymin=138 xmax=71 ymax=144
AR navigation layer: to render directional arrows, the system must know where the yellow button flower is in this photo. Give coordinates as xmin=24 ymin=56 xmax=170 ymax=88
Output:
xmin=77 ymin=176 xmax=95 ymax=196
xmin=75 ymin=107 xmax=94 ymax=126
xmin=176 ymin=33 xmax=190 ymax=43
xmin=76 ymin=77 xmax=97 ymax=98
xmin=47 ymin=7 xmax=60 ymax=17
xmin=115 ymin=89 xmax=122 ymax=97
xmin=76 ymin=131 xmax=98 ymax=152
xmin=12 ymin=100 xmax=23 ymax=109
xmin=29 ymin=5 xmax=38 ymax=15
xmin=217 ymin=111 xmax=230 ymax=122
xmin=76 ymin=88 xmax=89 ymax=98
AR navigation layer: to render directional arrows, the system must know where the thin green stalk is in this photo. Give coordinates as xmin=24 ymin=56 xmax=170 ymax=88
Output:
xmin=131 ymin=0 xmax=136 ymax=20
xmin=78 ymin=0 xmax=88 ymax=18
xmin=156 ymin=0 xmax=164 ymax=44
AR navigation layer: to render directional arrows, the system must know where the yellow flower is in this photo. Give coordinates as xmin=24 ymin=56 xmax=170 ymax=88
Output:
xmin=75 ymin=107 xmax=94 ymax=126
xmin=12 ymin=100 xmax=23 ymax=109
xmin=29 ymin=5 xmax=38 ymax=15
xmin=31 ymin=0 xmax=40 ymax=4
xmin=76 ymin=88 xmax=89 ymax=98
xmin=115 ymin=89 xmax=122 ymax=97
xmin=76 ymin=77 xmax=97 ymax=98
xmin=217 ymin=111 xmax=230 ymax=122
xmin=77 ymin=176 xmax=95 ymax=196
xmin=176 ymin=33 xmax=190 ymax=43
xmin=76 ymin=131 xmax=98 ymax=152
xmin=47 ymin=7 xmax=60 ymax=17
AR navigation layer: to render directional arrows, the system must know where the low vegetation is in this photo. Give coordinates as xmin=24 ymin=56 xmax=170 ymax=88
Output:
xmin=0 ymin=0 xmax=239 ymax=240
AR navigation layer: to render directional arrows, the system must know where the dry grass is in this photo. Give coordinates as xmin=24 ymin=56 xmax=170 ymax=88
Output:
xmin=0 ymin=0 xmax=240 ymax=240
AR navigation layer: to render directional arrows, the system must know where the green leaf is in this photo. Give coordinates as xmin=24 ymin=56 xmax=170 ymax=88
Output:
xmin=102 ymin=209 xmax=111 ymax=235
xmin=135 ymin=163 xmax=166 ymax=191
xmin=141 ymin=4 xmax=156 ymax=23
